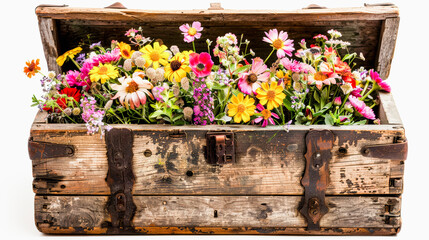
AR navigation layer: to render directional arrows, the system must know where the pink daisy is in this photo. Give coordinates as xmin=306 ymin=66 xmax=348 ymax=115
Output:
xmin=369 ymin=69 xmax=391 ymax=92
xmin=179 ymin=21 xmax=203 ymax=43
xmin=65 ymin=70 xmax=90 ymax=88
xmin=254 ymin=104 xmax=279 ymax=127
xmin=313 ymin=34 xmax=328 ymax=41
xmin=238 ymin=57 xmax=270 ymax=95
xmin=189 ymin=52 xmax=213 ymax=78
xmin=348 ymin=95 xmax=376 ymax=120
xmin=263 ymin=29 xmax=294 ymax=58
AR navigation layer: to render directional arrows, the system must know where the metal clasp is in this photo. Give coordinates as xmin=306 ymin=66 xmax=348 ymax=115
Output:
xmin=206 ymin=132 xmax=235 ymax=165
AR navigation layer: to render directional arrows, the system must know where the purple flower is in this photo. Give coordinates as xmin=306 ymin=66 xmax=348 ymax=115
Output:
xmin=152 ymin=86 xmax=165 ymax=102
xmin=80 ymin=96 xmax=110 ymax=136
xmin=192 ymin=78 xmax=214 ymax=125
xmin=89 ymin=41 xmax=101 ymax=50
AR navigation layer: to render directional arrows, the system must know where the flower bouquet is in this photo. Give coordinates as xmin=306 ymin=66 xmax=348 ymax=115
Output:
xmin=25 ymin=23 xmax=391 ymax=136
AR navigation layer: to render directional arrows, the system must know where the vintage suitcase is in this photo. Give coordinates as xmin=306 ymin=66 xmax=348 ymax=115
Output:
xmin=30 ymin=3 xmax=406 ymax=235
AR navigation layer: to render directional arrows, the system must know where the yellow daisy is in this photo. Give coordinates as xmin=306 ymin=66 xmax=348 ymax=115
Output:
xmin=140 ymin=42 xmax=169 ymax=70
xmin=164 ymin=53 xmax=191 ymax=82
xmin=117 ymin=42 xmax=134 ymax=59
xmin=89 ymin=63 xmax=119 ymax=84
xmin=256 ymin=81 xmax=286 ymax=110
xmin=56 ymin=47 xmax=82 ymax=66
xmin=227 ymin=93 xmax=256 ymax=123
xmin=180 ymin=50 xmax=194 ymax=63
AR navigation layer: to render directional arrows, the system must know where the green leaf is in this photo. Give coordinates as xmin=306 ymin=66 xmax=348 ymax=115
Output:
xmin=342 ymin=53 xmax=356 ymax=62
xmin=283 ymin=97 xmax=294 ymax=112
xmin=324 ymin=114 xmax=334 ymax=125
xmin=321 ymin=88 xmax=328 ymax=102
xmin=149 ymin=110 xmax=163 ymax=119
xmin=172 ymin=114 xmax=183 ymax=122
xmin=353 ymin=120 xmax=367 ymax=125
xmin=234 ymin=64 xmax=251 ymax=74
xmin=313 ymin=91 xmax=320 ymax=103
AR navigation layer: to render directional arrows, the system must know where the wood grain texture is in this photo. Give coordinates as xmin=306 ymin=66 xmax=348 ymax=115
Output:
xmin=35 ymin=6 xmax=399 ymax=21
xmin=37 ymin=17 xmax=61 ymax=74
xmin=35 ymin=195 xmax=401 ymax=234
xmin=31 ymin=124 xmax=405 ymax=195
xmin=376 ymin=17 xmax=400 ymax=79
xmin=379 ymin=92 xmax=403 ymax=125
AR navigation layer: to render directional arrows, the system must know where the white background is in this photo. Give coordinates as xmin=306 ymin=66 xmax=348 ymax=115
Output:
xmin=0 ymin=0 xmax=427 ymax=239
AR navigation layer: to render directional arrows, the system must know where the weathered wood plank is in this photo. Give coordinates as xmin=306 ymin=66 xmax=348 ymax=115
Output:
xmin=35 ymin=6 xmax=399 ymax=22
xmin=35 ymin=195 xmax=401 ymax=233
xmin=378 ymin=92 xmax=403 ymax=125
xmin=37 ymin=17 xmax=61 ymax=73
xmin=376 ymin=17 xmax=400 ymax=79
xmin=31 ymin=127 xmax=405 ymax=195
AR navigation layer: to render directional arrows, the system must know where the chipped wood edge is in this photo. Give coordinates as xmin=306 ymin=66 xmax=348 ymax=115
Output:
xmin=35 ymin=226 xmax=399 ymax=235
xmin=376 ymin=17 xmax=400 ymax=79
xmin=35 ymin=6 xmax=399 ymax=21
xmin=38 ymin=17 xmax=61 ymax=73
xmin=378 ymin=92 xmax=403 ymax=125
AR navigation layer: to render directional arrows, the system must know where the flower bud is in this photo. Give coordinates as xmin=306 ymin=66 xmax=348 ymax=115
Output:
xmin=47 ymin=71 xmax=56 ymax=79
xmin=123 ymin=59 xmax=133 ymax=71
xmin=172 ymin=85 xmax=180 ymax=97
xmin=373 ymin=118 xmax=381 ymax=125
xmin=64 ymin=108 xmax=72 ymax=116
xmin=104 ymin=100 xmax=113 ymax=110
xmin=344 ymin=102 xmax=354 ymax=113
xmin=340 ymin=83 xmax=353 ymax=95
xmin=170 ymin=45 xmax=180 ymax=55
xmin=181 ymin=77 xmax=190 ymax=91
xmin=292 ymin=72 xmax=300 ymax=82
xmin=334 ymin=97 xmax=342 ymax=106
xmin=131 ymin=51 xmax=143 ymax=62
xmin=175 ymin=98 xmax=184 ymax=108
xmin=134 ymin=57 xmax=146 ymax=68
xmin=146 ymin=68 xmax=156 ymax=79
xmin=72 ymin=108 xmax=81 ymax=116
xmin=183 ymin=107 xmax=193 ymax=122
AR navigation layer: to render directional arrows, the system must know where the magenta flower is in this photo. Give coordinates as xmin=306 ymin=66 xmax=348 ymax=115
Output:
xmin=125 ymin=28 xmax=138 ymax=37
xmin=152 ymin=86 xmax=165 ymax=102
xmin=369 ymin=69 xmax=391 ymax=92
xmin=351 ymin=87 xmax=363 ymax=97
xmin=348 ymin=95 xmax=376 ymax=120
xmin=179 ymin=21 xmax=203 ymax=43
xmin=313 ymin=34 xmax=328 ymax=41
xmin=189 ymin=52 xmax=213 ymax=78
xmin=263 ymin=29 xmax=294 ymax=58
xmin=254 ymin=104 xmax=279 ymax=127
xmin=238 ymin=57 xmax=270 ymax=95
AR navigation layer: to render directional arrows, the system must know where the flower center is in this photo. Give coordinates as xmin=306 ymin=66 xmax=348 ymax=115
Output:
xmin=98 ymin=66 xmax=108 ymax=75
xmin=266 ymin=90 xmax=276 ymax=101
xmin=188 ymin=27 xmax=197 ymax=36
xmin=272 ymin=39 xmax=284 ymax=49
xmin=237 ymin=104 xmax=246 ymax=113
xmin=170 ymin=60 xmax=182 ymax=71
xmin=150 ymin=51 xmax=160 ymax=61
xmin=122 ymin=49 xmax=130 ymax=58
xmin=314 ymin=71 xmax=328 ymax=81
xmin=126 ymin=81 xmax=139 ymax=93
xmin=196 ymin=63 xmax=205 ymax=71
xmin=247 ymin=73 xmax=258 ymax=83
xmin=261 ymin=109 xmax=272 ymax=120
xmin=28 ymin=62 xmax=36 ymax=71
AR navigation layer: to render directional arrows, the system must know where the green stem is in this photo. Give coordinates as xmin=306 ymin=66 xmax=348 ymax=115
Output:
xmin=340 ymin=92 xmax=351 ymax=110
xmin=110 ymin=110 xmax=125 ymax=124
xmin=192 ymin=41 xmax=196 ymax=53
xmin=69 ymin=57 xmax=81 ymax=70
xmin=361 ymin=86 xmax=378 ymax=100
xmin=361 ymin=80 xmax=370 ymax=96
xmin=264 ymin=48 xmax=275 ymax=64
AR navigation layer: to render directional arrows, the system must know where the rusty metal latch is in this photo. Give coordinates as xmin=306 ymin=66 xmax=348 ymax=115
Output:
xmin=105 ymin=128 xmax=136 ymax=233
xmin=206 ymin=132 xmax=235 ymax=165
xmin=28 ymin=137 xmax=74 ymax=160
xmin=362 ymin=138 xmax=407 ymax=161
xmin=299 ymin=130 xmax=334 ymax=231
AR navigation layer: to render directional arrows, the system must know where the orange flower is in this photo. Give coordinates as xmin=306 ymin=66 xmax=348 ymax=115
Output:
xmin=117 ymin=42 xmax=134 ymax=59
xmin=24 ymin=59 xmax=41 ymax=78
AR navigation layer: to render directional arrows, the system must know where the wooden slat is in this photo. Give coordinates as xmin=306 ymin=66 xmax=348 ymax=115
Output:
xmin=31 ymin=126 xmax=405 ymax=195
xmin=35 ymin=195 xmax=401 ymax=234
xmin=376 ymin=17 xmax=400 ymax=79
xmin=378 ymin=92 xmax=403 ymax=125
xmin=37 ymin=17 xmax=61 ymax=73
xmin=35 ymin=6 xmax=399 ymax=22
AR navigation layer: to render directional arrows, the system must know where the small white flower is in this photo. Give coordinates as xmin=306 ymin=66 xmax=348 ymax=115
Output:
xmin=340 ymin=83 xmax=353 ymax=95
xmin=47 ymin=71 xmax=56 ymax=79
xmin=170 ymin=45 xmax=180 ymax=55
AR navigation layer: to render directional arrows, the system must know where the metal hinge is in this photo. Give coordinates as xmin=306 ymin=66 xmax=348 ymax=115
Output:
xmin=105 ymin=128 xmax=136 ymax=233
xmin=299 ymin=130 xmax=334 ymax=231
xmin=206 ymin=132 xmax=235 ymax=165
xmin=28 ymin=137 xmax=74 ymax=160
xmin=362 ymin=137 xmax=408 ymax=161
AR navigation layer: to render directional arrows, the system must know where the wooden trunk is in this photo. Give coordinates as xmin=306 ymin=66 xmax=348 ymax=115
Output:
xmin=31 ymin=3 xmax=406 ymax=235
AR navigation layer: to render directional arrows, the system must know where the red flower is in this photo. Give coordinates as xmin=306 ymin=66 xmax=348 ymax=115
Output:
xmin=342 ymin=73 xmax=356 ymax=88
xmin=189 ymin=52 xmax=214 ymax=78
xmin=43 ymin=88 xmax=81 ymax=112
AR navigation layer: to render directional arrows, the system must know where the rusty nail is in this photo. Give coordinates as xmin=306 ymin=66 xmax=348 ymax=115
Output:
xmin=163 ymin=201 xmax=167 ymax=205
xmin=66 ymin=147 xmax=74 ymax=155
xmin=364 ymin=149 xmax=370 ymax=154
